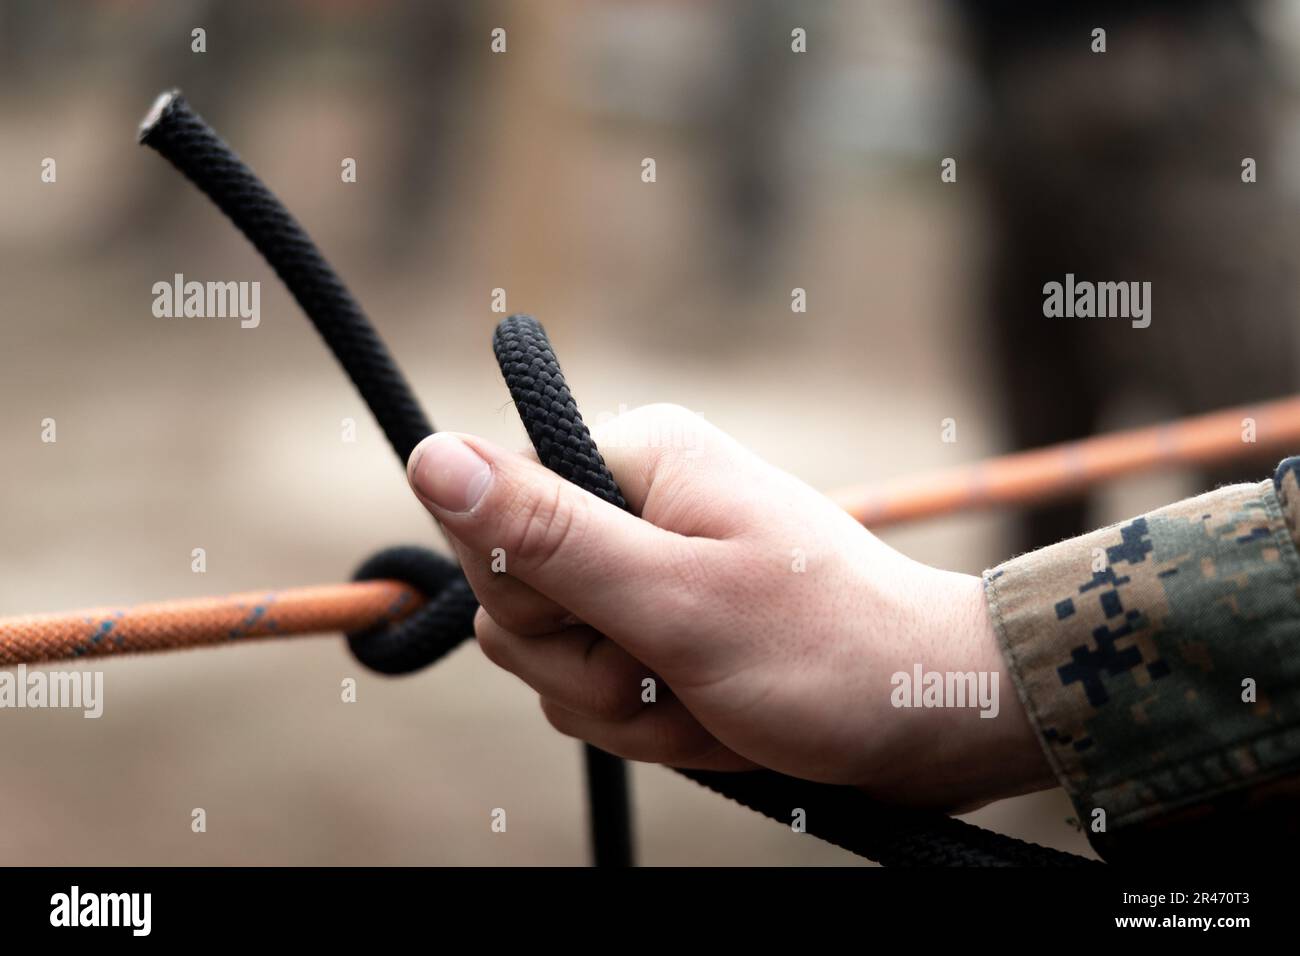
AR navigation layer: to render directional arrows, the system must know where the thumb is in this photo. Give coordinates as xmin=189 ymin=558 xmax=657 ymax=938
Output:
xmin=407 ymin=432 xmax=700 ymax=647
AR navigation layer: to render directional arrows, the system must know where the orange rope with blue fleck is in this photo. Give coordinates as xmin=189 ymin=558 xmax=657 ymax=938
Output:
xmin=0 ymin=580 xmax=420 ymax=666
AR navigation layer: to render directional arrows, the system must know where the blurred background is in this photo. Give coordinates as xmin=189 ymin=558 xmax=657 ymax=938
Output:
xmin=3 ymin=0 xmax=1300 ymax=864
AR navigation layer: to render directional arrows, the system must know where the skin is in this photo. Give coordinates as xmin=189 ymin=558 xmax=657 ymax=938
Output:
xmin=407 ymin=403 xmax=1055 ymax=812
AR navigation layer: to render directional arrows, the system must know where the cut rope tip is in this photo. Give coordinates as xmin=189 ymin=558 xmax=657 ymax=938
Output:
xmin=137 ymin=89 xmax=180 ymax=142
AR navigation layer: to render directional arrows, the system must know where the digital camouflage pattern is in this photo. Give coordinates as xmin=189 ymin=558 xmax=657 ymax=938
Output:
xmin=985 ymin=458 xmax=1300 ymax=860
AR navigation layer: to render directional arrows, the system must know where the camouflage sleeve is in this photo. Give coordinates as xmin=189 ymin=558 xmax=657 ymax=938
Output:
xmin=983 ymin=457 xmax=1300 ymax=861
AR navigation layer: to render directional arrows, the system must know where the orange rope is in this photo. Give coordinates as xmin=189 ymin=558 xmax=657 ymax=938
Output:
xmin=828 ymin=395 xmax=1300 ymax=527
xmin=0 ymin=580 xmax=421 ymax=666
xmin=5 ymin=395 xmax=1300 ymax=668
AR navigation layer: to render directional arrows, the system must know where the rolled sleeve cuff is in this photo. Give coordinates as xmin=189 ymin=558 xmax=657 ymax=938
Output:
xmin=984 ymin=466 xmax=1300 ymax=858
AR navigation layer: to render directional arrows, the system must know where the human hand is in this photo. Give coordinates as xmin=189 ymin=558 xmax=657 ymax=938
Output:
xmin=407 ymin=404 xmax=1053 ymax=811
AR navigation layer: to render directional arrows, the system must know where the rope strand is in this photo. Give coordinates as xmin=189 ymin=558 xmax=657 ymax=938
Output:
xmin=0 ymin=581 xmax=419 ymax=666
xmin=138 ymin=91 xmax=634 ymax=868
xmin=830 ymin=395 xmax=1300 ymax=526
xmin=139 ymin=90 xmax=432 ymax=465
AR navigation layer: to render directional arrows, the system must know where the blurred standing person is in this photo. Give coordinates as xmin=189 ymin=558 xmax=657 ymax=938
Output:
xmin=957 ymin=0 xmax=1300 ymax=552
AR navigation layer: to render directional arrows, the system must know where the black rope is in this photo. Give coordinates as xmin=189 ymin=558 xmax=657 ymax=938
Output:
xmin=347 ymin=546 xmax=476 ymax=675
xmin=139 ymin=89 xmax=632 ymax=868
xmin=140 ymin=91 xmax=1096 ymax=868
xmin=138 ymin=90 xmax=430 ymax=466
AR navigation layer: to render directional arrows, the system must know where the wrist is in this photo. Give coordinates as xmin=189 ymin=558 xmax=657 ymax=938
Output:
xmin=861 ymin=567 xmax=1056 ymax=811
xmin=933 ymin=571 xmax=1057 ymax=809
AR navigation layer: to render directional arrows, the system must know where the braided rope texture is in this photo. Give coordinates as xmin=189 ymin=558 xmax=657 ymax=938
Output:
xmin=682 ymin=769 xmax=1097 ymax=867
xmin=493 ymin=316 xmax=628 ymax=509
xmin=139 ymin=92 xmax=432 ymax=466
xmin=494 ymin=314 xmax=638 ymax=865
xmin=0 ymin=581 xmax=421 ymax=666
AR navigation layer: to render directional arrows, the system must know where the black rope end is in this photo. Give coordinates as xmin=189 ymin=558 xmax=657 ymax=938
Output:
xmin=138 ymin=89 xmax=184 ymax=144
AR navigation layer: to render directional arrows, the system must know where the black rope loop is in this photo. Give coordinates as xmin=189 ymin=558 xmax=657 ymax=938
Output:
xmin=493 ymin=314 xmax=629 ymax=508
xmin=346 ymin=546 xmax=479 ymax=675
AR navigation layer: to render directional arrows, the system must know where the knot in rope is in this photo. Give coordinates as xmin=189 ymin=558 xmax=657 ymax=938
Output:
xmin=346 ymin=547 xmax=477 ymax=675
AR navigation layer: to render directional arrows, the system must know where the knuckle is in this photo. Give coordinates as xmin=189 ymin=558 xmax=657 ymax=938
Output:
xmin=592 ymin=403 xmax=699 ymax=460
xmin=653 ymin=719 xmax=720 ymax=766
xmin=474 ymin=609 xmax=511 ymax=667
xmin=502 ymin=483 xmax=587 ymax=573
xmin=637 ymin=402 xmax=694 ymax=425
xmin=672 ymin=736 xmax=730 ymax=768
xmin=481 ymin=603 xmax=530 ymax=636
xmin=485 ymin=600 xmax=558 ymax=638
xmin=539 ymin=697 xmax=578 ymax=737
xmin=587 ymin=669 xmax=648 ymax=722
xmin=598 ymin=401 xmax=687 ymax=432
